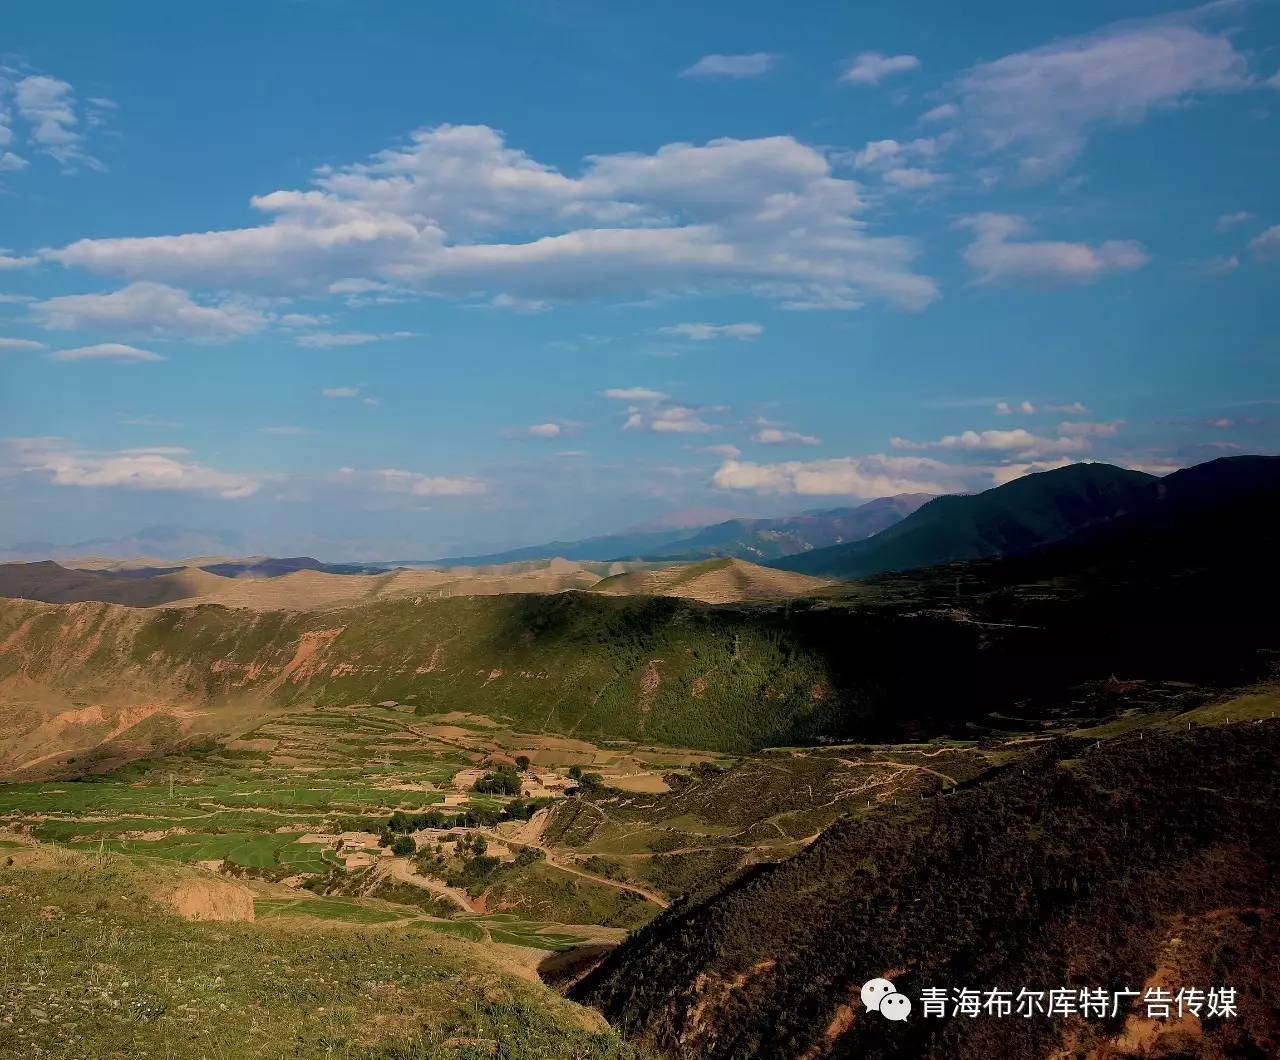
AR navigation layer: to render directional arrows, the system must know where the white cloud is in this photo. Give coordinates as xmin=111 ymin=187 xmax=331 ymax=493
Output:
xmin=702 ymin=443 xmax=742 ymax=459
xmin=260 ymin=425 xmax=312 ymax=435
xmin=882 ymin=167 xmax=944 ymax=189
xmin=1045 ymin=401 xmax=1088 ymax=414
xmin=846 ymin=137 xmax=947 ymax=190
xmin=841 ymin=52 xmax=920 ymax=86
xmin=47 ymin=124 xmax=938 ymax=312
xmin=892 ymin=427 xmax=1088 ymax=458
xmin=961 ymin=213 xmax=1149 ymax=284
xmin=0 ymin=336 xmax=46 ymax=350
xmin=526 ymin=422 xmax=562 ymax=438
xmin=321 ymin=386 xmax=361 ymax=398
xmin=921 ymin=103 xmax=958 ymax=122
xmin=277 ymin=312 xmax=331 ymax=327
xmin=1056 ymin=419 xmax=1122 ymax=437
xmin=295 ymin=330 xmax=413 ymax=347
xmin=363 ymin=468 xmax=487 ymax=496
xmin=1249 ymin=225 xmax=1280 ymax=261
xmin=680 ymin=53 xmax=778 ymax=79
xmin=485 ymin=293 xmax=549 ymax=313
xmin=0 ymin=252 xmax=38 ymax=269
xmin=995 ymin=400 xmax=1037 ymax=416
xmin=946 ymin=9 xmax=1252 ymax=180
xmin=11 ymin=74 xmax=103 ymax=171
xmin=651 ymin=406 xmax=715 ymax=434
xmin=48 ymin=342 xmax=165 ymax=362
xmin=601 ymin=387 xmax=668 ymax=401
xmin=713 ymin=454 xmax=950 ymax=497
xmin=1120 ymin=459 xmax=1183 ymax=476
xmin=656 ymin=321 xmax=763 ymax=341
xmin=1200 ymin=254 xmax=1239 ymax=275
xmin=851 ymin=140 xmax=903 ymax=169
xmin=1215 ymin=210 xmax=1254 ymax=231
xmin=32 ymin=282 xmax=267 ymax=340
xmin=3 ymin=437 xmax=259 ymax=498
xmin=753 ymin=426 xmax=821 ymax=446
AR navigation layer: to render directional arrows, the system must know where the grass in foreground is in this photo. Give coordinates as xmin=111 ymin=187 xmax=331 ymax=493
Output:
xmin=0 ymin=845 xmax=645 ymax=1060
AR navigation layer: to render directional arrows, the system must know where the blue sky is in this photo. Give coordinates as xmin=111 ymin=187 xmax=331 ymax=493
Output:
xmin=1 ymin=0 xmax=1278 ymax=559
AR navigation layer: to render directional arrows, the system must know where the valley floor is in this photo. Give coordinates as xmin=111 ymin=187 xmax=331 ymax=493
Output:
xmin=2 ymin=688 xmax=1278 ymax=1058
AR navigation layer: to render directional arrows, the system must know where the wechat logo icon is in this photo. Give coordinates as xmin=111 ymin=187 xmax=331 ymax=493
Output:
xmin=862 ymin=978 xmax=912 ymax=1022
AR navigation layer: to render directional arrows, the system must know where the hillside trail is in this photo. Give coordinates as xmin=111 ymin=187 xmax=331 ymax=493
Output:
xmin=836 ymin=756 xmax=960 ymax=788
xmin=474 ymin=827 xmax=670 ymax=908
xmin=375 ymin=858 xmax=478 ymax=913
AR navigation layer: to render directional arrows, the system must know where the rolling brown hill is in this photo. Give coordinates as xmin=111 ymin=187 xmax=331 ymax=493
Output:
xmin=0 ymin=558 xmax=612 ymax=611
xmin=0 ymin=561 xmax=230 ymax=607
xmin=590 ymin=558 xmax=831 ymax=604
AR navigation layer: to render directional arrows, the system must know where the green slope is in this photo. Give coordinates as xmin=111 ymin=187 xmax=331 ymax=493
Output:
xmin=0 ymin=847 xmax=644 ymax=1059
xmin=774 ymin=462 xmax=1154 ymax=579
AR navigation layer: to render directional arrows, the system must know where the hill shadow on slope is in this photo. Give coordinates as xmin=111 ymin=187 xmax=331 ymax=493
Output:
xmin=573 ymin=722 xmax=1280 ymax=1059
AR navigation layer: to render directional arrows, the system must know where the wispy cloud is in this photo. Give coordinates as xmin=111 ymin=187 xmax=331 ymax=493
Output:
xmin=891 ymin=427 xmax=1090 ymax=458
xmin=1215 ymin=211 xmax=1254 ymax=232
xmin=960 ymin=213 xmax=1149 ymax=284
xmin=601 ymin=387 xmax=668 ymax=402
xmin=295 ymin=330 xmax=413 ymax=348
xmin=939 ymin=7 xmax=1253 ymax=180
xmin=656 ymin=321 xmax=763 ymax=341
xmin=680 ymin=53 xmax=778 ymax=79
xmin=338 ymin=466 xmax=487 ymax=497
xmin=32 ymin=282 xmax=266 ymax=341
xmin=713 ymin=454 xmax=951 ymax=496
xmin=49 ymin=342 xmax=165 ymax=362
xmin=1248 ymin=225 xmax=1280 ymax=261
xmin=3 ymin=436 xmax=259 ymax=497
xmin=840 ymin=52 xmax=920 ymax=86
xmin=2 ymin=70 xmax=112 ymax=173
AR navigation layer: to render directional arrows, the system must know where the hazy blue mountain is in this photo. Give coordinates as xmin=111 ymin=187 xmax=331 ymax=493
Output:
xmin=425 ymin=494 xmax=932 ymax=567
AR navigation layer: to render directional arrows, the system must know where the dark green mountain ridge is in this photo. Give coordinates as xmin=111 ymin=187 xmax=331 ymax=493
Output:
xmin=774 ymin=462 xmax=1156 ymax=579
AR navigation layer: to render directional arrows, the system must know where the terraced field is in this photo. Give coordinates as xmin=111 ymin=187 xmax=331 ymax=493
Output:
xmin=0 ymin=695 xmax=1028 ymax=962
xmin=0 ymin=702 xmax=708 ymax=952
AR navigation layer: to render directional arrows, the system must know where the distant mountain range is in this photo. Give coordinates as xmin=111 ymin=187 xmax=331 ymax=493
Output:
xmin=638 ymin=494 xmax=933 ymax=561
xmin=426 ymin=494 xmax=933 ymax=567
xmin=773 ymin=462 xmax=1157 ymax=579
xmin=0 ymin=524 xmax=246 ymax=563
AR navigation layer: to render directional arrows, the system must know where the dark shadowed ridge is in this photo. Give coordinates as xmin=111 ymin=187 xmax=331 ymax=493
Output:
xmin=772 ymin=462 xmax=1156 ymax=579
xmin=571 ymin=724 xmax=1280 ymax=1059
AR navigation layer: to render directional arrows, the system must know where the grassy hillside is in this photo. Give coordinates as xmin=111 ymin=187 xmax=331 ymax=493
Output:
xmin=0 ymin=843 xmax=645 ymax=1059
xmin=0 ymin=593 xmax=848 ymax=758
xmin=5 ymin=486 xmax=1279 ymax=773
xmin=776 ymin=462 xmax=1154 ymax=578
xmin=574 ymin=721 xmax=1280 ymax=1059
